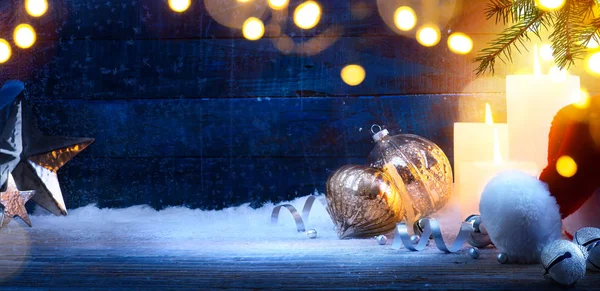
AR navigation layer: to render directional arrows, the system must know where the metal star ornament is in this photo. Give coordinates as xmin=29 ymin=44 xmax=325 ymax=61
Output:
xmin=0 ymin=174 xmax=35 ymax=227
xmin=0 ymin=95 xmax=94 ymax=216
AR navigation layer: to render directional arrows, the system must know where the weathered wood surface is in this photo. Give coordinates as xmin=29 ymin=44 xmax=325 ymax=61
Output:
xmin=0 ymin=237 xmax=599 ymax=290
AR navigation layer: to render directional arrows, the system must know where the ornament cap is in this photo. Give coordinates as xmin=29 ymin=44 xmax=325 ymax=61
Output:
xmin=372 ymin=128 xmax=389 ymax=142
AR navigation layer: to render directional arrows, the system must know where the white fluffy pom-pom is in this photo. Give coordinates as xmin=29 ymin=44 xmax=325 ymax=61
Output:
xmin=480 ymin=170 xmax=562 ymax=264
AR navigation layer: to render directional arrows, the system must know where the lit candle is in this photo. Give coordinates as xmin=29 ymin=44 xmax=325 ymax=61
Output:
xmin=454 ymin=103 xmax=508 ymax=209
xmin=458 ymin=129 xmax=538 ymax=219
xmin=506 ymin=45 xmax=580 ymax=172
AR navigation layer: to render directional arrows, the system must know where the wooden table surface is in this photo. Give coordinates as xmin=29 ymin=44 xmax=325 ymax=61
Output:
xmin=0 ymin=226 xmax=598 ymax=291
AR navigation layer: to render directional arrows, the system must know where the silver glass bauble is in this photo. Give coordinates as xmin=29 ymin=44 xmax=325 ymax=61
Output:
xmin=468 ymin=247 xmax=480 ymax=259
xmin=306 ymin=229 xmax=317 ymax=239
xmin=497 ymin=252 xmax=508 ymax=264
xmin=541 ymin=240 xmax=587 ymax=286
xmin=376 ymin=235 xmax=388 ymax=245
xmin=325 ymin=165 xmax=405 ymax=239
xmin=367 ymin=129 xmax=453 ymax=219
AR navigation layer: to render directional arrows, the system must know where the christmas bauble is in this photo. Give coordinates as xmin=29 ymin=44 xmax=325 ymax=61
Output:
xmin=541 ymin=240 xmax=587 ymax=286
xmin=367 ymin=128 xmax=453 ymax=219
xmin=325 ymin=165 xmax=405 ymax=239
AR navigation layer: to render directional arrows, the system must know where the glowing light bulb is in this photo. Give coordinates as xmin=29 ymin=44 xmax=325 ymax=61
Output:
xmin=0 ymin=39 xmax=11 ymax=64
xmin=242 ymin=17 xmax=265 ymax=41
xmin=13 ymin=24 xmax=36 ymax=49
xmin=485 ymin=103 xmax=494 ymax=124
xmin=294 ymin=1 xmax=321 ymax=30
xmin=549 ymin=65 xmax=568 ymax=82
xmin=536 ymin=0 xmax=566 ymax=11
xmin=25 ymin=0 xmax=48 ymax=17
xmin=573 ymin=88 xmax=591 ymax=109
xmin=416 ymin=25 xmax=440 ymax=47
xmin=448 ymin=32 xmax=473 ymax=55
xmin=269 ymin=0 xmax=288 ymax=10
xmin=539 ymin=44 xmax=554 ymax=61
xmin=394 ymin=6 xmax=417 ymax=31
xmin=586 ymin=51 xmax=600 ymax=75
xmin=341 ymin=64 xmax=366 ymax=86
xmin=168 ymin=0 xmax=190 ymax=12
xmin=556 ymin=155 xmax=577 ymax=178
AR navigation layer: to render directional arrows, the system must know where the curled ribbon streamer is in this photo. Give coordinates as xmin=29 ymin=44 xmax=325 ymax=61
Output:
xmin=271 ymin=196 xmax=323 ymax=232
xmin=391 ymin=218 xmax=474 ymax=253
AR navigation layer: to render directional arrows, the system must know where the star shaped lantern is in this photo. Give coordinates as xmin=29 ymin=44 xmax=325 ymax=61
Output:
xmin=0 ymin=91 xmax=94 ymax=216
xmin=0 ymin=174 xmax=35 ymax=227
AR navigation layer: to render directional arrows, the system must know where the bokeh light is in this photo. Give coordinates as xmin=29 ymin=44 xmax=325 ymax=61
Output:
xmin=168 ymin=0 xmax=190 ymax=12
xmin=205 ymin=0 xmax=268 ymax=29
xmin=341 ymin=64 xmax=366 ymax=86
xmin=586 ymin=51 xmax=600 ymax=75
xmin=294 ymin=1 xmax=321 ymax=30
xmin=0 ymin=39 xmax=11 ymax=64
xmin=237 ymin=0 xmax=251 ymax=2
xmin=268 ymin=0 xmax=288 ymax=10
xmin=539 ymin=44 xmax=554 ymax=61
xmin=416 ymin=25 xmax=440 ymax=47
xmin=25 ymin=0 xmax=48 ymax=17
xmin=556 ymin=155 xmax=577 ymax=178
xmin=13 ymin=24 xmax=36 ymax=49
xmin=536 ymin=0 xmax=566 ymax=11
xmin=394 ymin=6 xmax=417 ymax=31
xmin=548 ymin=65 xmax=568 ymax=82
xmin=448 ymin=32 xmax=473 ymax=54
xmin=242 ymin=17 xmax=265 ymax=41
xmin=584 ymin=38 xmax=600 ymax=49
xmin=572 ymin=88 xmax=591 ymax=109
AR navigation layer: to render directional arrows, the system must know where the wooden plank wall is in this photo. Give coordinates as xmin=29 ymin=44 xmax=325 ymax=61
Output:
xmin=0 ymin=0 xmax=597 ymax=210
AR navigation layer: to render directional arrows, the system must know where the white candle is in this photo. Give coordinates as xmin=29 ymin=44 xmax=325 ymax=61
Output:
xmin=506 ymin=46 xmax=580 ymax=172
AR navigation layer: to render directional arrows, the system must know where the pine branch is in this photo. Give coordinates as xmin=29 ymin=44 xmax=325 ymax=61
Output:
xmin=474 ymin=10 xmax=549 ymax=76
xmin=551 ymin=0 xmax=599 ymax=69
xmin=485 ymin=0 xmax=538 ymax=24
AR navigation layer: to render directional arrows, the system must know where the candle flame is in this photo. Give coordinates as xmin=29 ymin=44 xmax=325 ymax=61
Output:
xmin=485 ymin=103 xmax=494 ymax=124
xmin=533 ymin=44 xmax=542 ymax=76
xmin=493 ymin=127 xmax=502 ymax=164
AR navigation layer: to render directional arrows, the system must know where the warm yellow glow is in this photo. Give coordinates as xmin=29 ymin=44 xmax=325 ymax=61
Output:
xmin=586 ymin=51 xmax=600 ymax=75
xmin=539 ymin=44 xmax=554 ymax=61
xmin=416 ymin=25 xmax=440 ymax=47
xmin=237 ymin=0 xmax=251 ymax=2
xmin=549 ymin=65 xmax=568 ymax=82
xmin=242 ymin=17 xmax=265 ymax=41
xmin=556 ymin=155 xmax=577 ymax=178
xmin=448 ymin=33 xmax=473 ymax=55
xmin=573 ymin=89 xmax=591 ymax=109
xmin=268 ymin=0 xmax=288 ymax=10
xmin=393 ymin=6 xmax=417 ymax=31
xmin=25 ymin=0 xmax=48 ymax=17
xmin=533 ymin=44 xmax=542 ymax=76
xmin=585 ymin=38 xmax=600 ymax=49
xmin=485 ymin=103 xmax=494 ymax=124
xmin=341 ymin=64 xmax=366 ymax=86
xmin=13 ymin=24 xmax=36 ymax=49
xmin=493 ymin=128 xmax=502 ymax=164
xmin=168 ymin=0 xmax=190 ymax=12
xmin=536 ymin=0 xmax=566 ymax=11
xmin=0 ymin=39 xmax=11 ymax=64
xmin=294 ymin=1 xmax=321 ymax=30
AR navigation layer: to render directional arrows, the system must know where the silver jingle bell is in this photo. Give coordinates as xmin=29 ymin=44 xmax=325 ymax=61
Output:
xmin=468 ymin=247 xmax=480 ymax=259
xmin=572 ymin=227 xmax=600 ymax=272
xmin=497 ymin=252 xmax=508 ymax=264
xmin=465 ymin=214 xmax=492 ymax=248
xmin=541 ymin=240 xmax=587 ymax=286
xmin=376 ymin=235 xmax=388 ymax=245
xmin=306 ymin=229 xmax=318 ymax=239
xmin=588 ymin=244 xmax=600 ymax=272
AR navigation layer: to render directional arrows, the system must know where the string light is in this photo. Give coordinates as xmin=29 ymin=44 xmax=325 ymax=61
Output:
xmin=393 ymin=6 xmax=416 ymax=31
xmin=586 ymin=51 xmax=600 ymax=75
xmin=25 ymin=0 xmax=48 ymax=17
xmin=294 ymin=1 xmax=321 ymax=30
xmin=416 ymin=25 xmax=440 ymax=47
xmin=168 ymin=0 xmax=190 ymax=12
xmin=242 ymin=17 xmax=265 ymax=41
xmin=539 ymin=44 xmax=554 ymax=61
xmin=448 ymin=32 xmax=473 ymax=55
xmin=536 ymin=0 xmax=566 ymax=11
xmin=14 ymin=24 xmax=36 ymax=49
xmin=340 ymin=64 xmax=366 ymax=86
xmin=556 ymin=155 xmax=577 ymax=178
xmin=268 ymin=0 xmax=288 ymax=10
xmin=0 ymin=39 xmax=11 ymax=64
xmin=573 ymin=88 xmax=591 ymax=109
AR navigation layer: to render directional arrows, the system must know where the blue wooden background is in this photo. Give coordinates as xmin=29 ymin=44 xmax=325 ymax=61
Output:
xmin=0 ymin=0 xmax=597 ymax=210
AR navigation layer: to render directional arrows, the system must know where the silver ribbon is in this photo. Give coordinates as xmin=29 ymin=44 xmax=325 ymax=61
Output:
xmin=271 ymin=196 xmax=322 ymax=232
xmin=391 ymin=218 xmax=474 ymax=253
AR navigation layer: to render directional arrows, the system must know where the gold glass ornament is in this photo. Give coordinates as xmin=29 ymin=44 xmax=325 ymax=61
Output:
xmin=367 ymin=127 xmax=453 ymax=220
xmin=325 ymin=165 xmax=405 ymax=239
